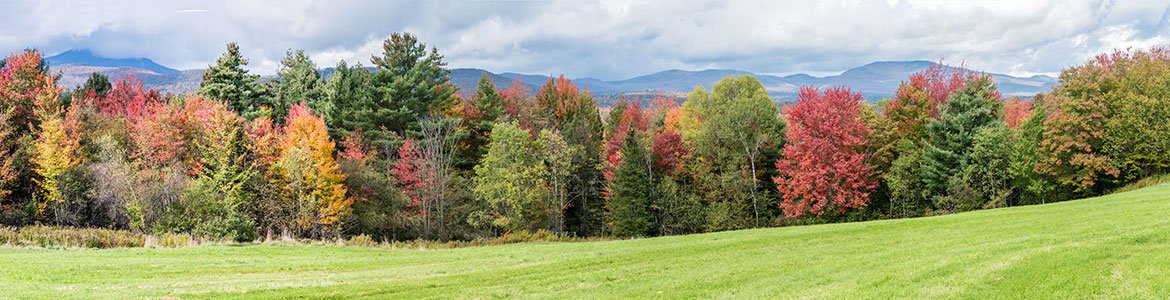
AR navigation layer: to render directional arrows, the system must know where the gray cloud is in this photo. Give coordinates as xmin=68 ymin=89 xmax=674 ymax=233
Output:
xmin=2 ymin=0 xmax=1168 ymax=79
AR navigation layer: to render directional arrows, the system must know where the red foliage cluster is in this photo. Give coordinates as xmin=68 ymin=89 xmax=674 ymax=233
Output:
xmin=389 ymin=138 xmax=437 ymax=215
xmin=774 ymin=86 xmax=875 ymax=217
xmin=1002 ymin=96 xmax=1033 ymax=128
xmin=0 ymin=50 xmax=54 ymax=127
xmin=601 ymin=100 xmax=649 ymax=182
xmin=652 ymin=130 xmax=686 ymax=176
xmin=91 ymin=76 xmax=164 ymax=117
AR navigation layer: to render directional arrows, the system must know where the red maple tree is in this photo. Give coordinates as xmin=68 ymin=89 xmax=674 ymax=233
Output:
xmin=774 ymin=86 xmax=875 ymax=217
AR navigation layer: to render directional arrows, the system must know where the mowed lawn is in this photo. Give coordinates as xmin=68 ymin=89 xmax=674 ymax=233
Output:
xmin=3 ymin=185 xmax=1170 ymax=299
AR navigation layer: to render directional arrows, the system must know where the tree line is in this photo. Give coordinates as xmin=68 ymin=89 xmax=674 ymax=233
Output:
xmin=1 ymin=34 xmax=1167 ymax=241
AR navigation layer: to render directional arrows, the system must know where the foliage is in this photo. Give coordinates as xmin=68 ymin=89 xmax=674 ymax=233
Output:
xmin=456 ymin=73 xmax=505 ymax=169
xmin=274 ymin=49 xmax=327 ymax=124
xmin=199 ymin=42 xmax=270 ymax=119
xmin=272 ymin=103 xmax=351 ymax=237
xmin=82 ymin=72 xmax=112 ymax=98
xmin=920 ymin=75 xmax=1002 ymax=207
xmin=606 ymin=127 xmax=654 ymax=237
xmin=363 ymin=32 xmax=457 ymax=141
xmin=774 ymin=86 xmax=874 ymax=217
xmin=471 ymin=121 xmax=547 ymax=232
xmin=323 ymin=60 xmax=373 ymax=143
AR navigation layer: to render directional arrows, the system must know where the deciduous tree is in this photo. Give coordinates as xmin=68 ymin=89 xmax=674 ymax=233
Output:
xmin=774 ymin=86 xmax=874 ymax=217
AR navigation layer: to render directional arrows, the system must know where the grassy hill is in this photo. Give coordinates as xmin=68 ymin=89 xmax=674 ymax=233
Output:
xmin=3 ymin=184 xmax=1169 ymax=299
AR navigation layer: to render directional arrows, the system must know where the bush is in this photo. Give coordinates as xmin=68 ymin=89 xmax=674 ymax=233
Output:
xmin=346 ymin=234 xmax=375 ymax=247
xmin=153 ymin=178 xmax=257 ymax=242
xmin=0 ymin=226 xmax=145 ymax=248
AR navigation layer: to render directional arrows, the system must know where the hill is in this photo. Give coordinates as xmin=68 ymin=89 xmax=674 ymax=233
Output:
xmin=450 ymin=61 xmax=1057 ymax=106
xmin=46 ymin=49 xmax=178 ymax=74
xmin=42 ymin=50 xmax=1056 ymax=106
xmin=2 ymin=184 xmax=1168 ymax=298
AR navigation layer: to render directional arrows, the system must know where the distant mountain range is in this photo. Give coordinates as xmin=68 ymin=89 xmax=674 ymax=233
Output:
xmin=45 ymin=49 xmax=1058 ymax=106
xmin=47 ymin=49 xmax=178 ymax=74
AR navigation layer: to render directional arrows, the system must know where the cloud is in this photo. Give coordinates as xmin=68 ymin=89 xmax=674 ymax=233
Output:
xmin=2 ymin=0 xmax=1168 ymax=79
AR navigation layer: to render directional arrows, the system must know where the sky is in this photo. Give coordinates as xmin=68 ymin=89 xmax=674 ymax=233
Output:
xmin=2 ymin=0 xmax=1168 ymax=79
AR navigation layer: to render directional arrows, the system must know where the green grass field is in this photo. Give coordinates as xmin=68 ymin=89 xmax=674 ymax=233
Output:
xmin=3 ymin=184 xmax=1169 ymax=299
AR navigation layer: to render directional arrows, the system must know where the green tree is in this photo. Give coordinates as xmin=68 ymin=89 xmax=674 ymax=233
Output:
xmin=361 ymin=32 xmax=457 ymax=141
xmin=323 ymin=60 xmax=373 ymax=143
xmin=458 ymin=73 xmax=505 ymax=169
xmin=959 ymin=123 xmax=1015 ymax=209
xmin=199 ymin=42 xmax=270 ymax=119
xmin=273 ymin=49 xmax=327 ymax=124
xmin=607 ymin=127 xmax=654 ymax=237
xmin=471 ymin=121 xmax=546 ymax=232
xmin=920 ymin=75 xmax=1003 ymax=210
xmin=83 ymin=72 xmax=112 ymax=98
xmin=684 ymin=75 xmax=784 ymax=227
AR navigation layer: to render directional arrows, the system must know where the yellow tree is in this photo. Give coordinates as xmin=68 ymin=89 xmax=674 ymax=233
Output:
xmin=30 ymin=73 xmax=80 ymax=220
xmin=275 ymin=103 xmax=351 ymax=237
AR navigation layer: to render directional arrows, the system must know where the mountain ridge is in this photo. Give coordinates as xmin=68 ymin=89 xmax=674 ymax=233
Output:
xmin=44 ymin=49 xmax=1057 ymax=106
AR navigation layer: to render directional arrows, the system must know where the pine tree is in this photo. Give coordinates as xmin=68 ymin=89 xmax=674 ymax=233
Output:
xmin=274 ymin=49 xmax=326 ymax=124
xmin=459 ymin=73 xmax=504 ymax=168
xmin=199 ymin=42 xmax=270 ymax=119
xmin=607 ymin=127 xmax=654 ymax=237
xmin=83 ymin=72 xmax=112 ymax=98
xmin=356 ymin=32 xmax=456 ymax=145
xmin=920 ymin=75 xmax=1003 ymax=207
xmin=322 ymin=60 xmax=372 ymax=143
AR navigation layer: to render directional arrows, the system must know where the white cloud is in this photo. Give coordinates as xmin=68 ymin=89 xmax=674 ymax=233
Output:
xmin=2 ymin=0 xmax=1168 ymax=78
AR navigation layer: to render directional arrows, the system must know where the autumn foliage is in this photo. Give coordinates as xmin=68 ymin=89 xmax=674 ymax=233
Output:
xmin=274 ymin=103 xmax=351 ymax=231
xmin=774 ymin=87 xmax=875 ymax=217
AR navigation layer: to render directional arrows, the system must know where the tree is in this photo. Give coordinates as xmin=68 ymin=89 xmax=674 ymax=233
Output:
xmin=539 ymin=129 xmax=580 ymax=234
xmin=531 ymin=75 xmax=605 ymax=236
xmin=457 ymin=73 xmax=505 ymax=169
xmin=920 ymin=75 xmax=1003 ymax=209
xmin=774 ymin=86 xmax=874 ymax=218
xmin=1002 ymin=96 xmax=1032 ymax=129
xmin=200 ymin=42 xmax=270 ymax=119
xmin=685 ymin=75 xmax=784 ymax=226
xmin=607 ymin=127 xmax=654 ymax=237
xmin=0 ymin=49 xmax=55 ymax=210
xmin=323 ymin=60 xmax=372 ymax=143
xmin=390 ymin=115 xmax=463 ymax=239
xmin=471 ymin=121 xmax=546 ymax=232
xmin=363 ymin=32 xmax=457 ymax=139
xmin=31 ymin=100 xmax=82 ymax=221
xmin=185 ymin=94 xmax=258 ymax=241
xmin=960 ymin=124 xmax=1015 ymax=209
xmin=274 ymin=49 xmax=327 ymax=124
xmin=885 ymin=140 xmax=927 ymax=218
xmin=272 ymin=103 xmax=351 ymax=237
xmin=83 ymin=72 xmax=112 ymax=98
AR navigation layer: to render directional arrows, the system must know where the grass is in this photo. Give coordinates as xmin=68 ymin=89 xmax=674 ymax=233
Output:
xmin=3 ymin=184 xmax=1170 ymax=299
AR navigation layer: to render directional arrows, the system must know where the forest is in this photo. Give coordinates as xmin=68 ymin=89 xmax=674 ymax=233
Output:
xmin=1 ymin=32 xmax=1168 ymax=243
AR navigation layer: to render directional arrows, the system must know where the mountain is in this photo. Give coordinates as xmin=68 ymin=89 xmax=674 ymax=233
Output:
xmin=449 ymin=61 xmax=1057 ymax=106
xmin=47 ymin=49 xmax=178 ymax=74
xmin=42 ymin=50 xmax=1057 ymax=107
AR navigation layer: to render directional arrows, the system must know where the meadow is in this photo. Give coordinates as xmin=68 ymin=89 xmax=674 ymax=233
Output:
xmin=2 ymin=184 xmax=1168 ymax=299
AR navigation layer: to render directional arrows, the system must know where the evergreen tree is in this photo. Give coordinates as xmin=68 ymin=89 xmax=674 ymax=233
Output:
xmin=199 ymin=42 xmax=270 ymax=119
xmin=920 ymin=75 xmax=1003 ymax=208
xmin=458 ymin=73 xmax=504 ymax=168
xmin=273 ymin=49 xmax=326 ymax=124
xmin=355 ymin=32 xmax=456 ymax=145
xmin=83 ymin=72 xmax=112 ymax=98
xmin=323 ymin=60 xmax=372 ymax=143
xmin=607 ymin=128 xmax=654 ymax=237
